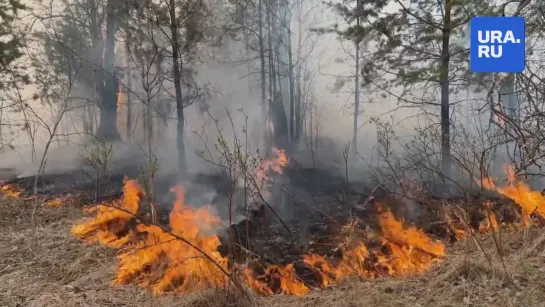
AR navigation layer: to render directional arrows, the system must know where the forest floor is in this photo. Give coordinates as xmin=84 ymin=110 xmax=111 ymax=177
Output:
xmin=1 ymin=196 xmax=545 ymax=307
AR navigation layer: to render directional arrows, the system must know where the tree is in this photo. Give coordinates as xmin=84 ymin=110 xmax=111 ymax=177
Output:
xmin=342 ymin=0 xmax=494 ymax=181
xmin=159 ymin=0 xmax=210 ymax=173
xmin=34 ymin=0 xmax=98 ymax=135
xmin=0 ymin=0 xmax=27 ymax=88
xmin=225 ymin=0 xmax=317 ymax=152
xmin=97 ymin=0 xmax=121 ymax=140
xmin=312 ymin=0 xmax=388 ymax=161
xmin=33 ymin=0 xmax=124 ymax=139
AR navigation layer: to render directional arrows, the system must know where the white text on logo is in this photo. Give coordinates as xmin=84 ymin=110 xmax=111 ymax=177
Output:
xmin=477 ymin=30 xmax=521 ymax=58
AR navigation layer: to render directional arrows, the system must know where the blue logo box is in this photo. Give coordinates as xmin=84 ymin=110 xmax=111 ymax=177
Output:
xmin=470 ymin=16 xmax=525 ymax=73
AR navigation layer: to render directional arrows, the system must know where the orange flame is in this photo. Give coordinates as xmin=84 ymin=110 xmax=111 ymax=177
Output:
xmin=479 ymin=201 xmax=499 ymax=233
xmin=73 ymin=181 xmax=229 ymax=295
xmin=1 ymin=183 xmax=22 ymax=198
xmin=71 ymin=161 xmax=446 ymax=296
xmin=45 ymin=196 xmax=74 ymax=207
xmin=258 ymin=148 xmax=287 ymax=178
xmin=117 ymin=92 xmax=124 ymax=111
xmin=71 ymin=178 xmax=143 ymax=248
xmin=251 ymin=148 xmax=288 ymax=199
xmin=377 ymin=209 xmax=445 ymax=276
xmin=299 ymin=208 xmax=444 ymax=291
xmin=117 ymin=185 xmax=228 ymax=295
xmin=243 ymin=268 xmax=274 ymax=296
xmin=480 ymin=165 xmax=545 ymax=225
xmin=442 ymin=209 xmax=466 ymax=240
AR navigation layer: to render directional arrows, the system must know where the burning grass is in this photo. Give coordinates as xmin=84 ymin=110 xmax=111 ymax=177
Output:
xmin=71 ymin=177 xmax=446 ymax=296
xmin=65 ymin=162 xmax=545 ymax=298
xmin=2 ymin=194 xmax=545 ymax=307
xmin=1 ymin=183 xmax=22 ymax=198
xmin=3 ymin=162 xmax=545 ymax=305
xmin=481 ymin=165 xmax=545 ymax=226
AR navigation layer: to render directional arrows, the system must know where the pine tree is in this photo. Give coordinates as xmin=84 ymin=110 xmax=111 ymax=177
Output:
xmin=0 ymin=0 xmax=27 ymax=88
xmin=342 ymin=0 xmax=495 ymax=182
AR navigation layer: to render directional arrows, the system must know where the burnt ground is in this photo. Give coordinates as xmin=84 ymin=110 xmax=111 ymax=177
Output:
xmin=2 ymin=182 xmax=545 ymax=306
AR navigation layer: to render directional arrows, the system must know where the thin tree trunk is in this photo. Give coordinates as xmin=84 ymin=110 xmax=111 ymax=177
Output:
xmin=440 ymin=0 xmax=452 ymax=180
xmin=309 ymin=107 xmax=314 ymax=167
xmin=267 ymin=0 xmax=276 ymax=98
xmin=88 ymin=0 xmax=102 ymax=138
xmin=82 ymin=105 xmax=89 ymax=135
xmin=276 ymin=44 xmax=282 ymax=99
xmin=168 ymin=0 xmax=186 ymax=174
xmin=294 ymin=8 xmax=303 ymax=143
xmin=287 ymin=16 xmax=295 ymax=143
xmin=258 ymin=0 xmax=267 ymax=138
xmin=97 ymin=0 xmax=120 ymax=140
xmin=126 ymin=39 xmax=132 ymax=140
xmin=352 ymin=0 xmax=360 ymax=161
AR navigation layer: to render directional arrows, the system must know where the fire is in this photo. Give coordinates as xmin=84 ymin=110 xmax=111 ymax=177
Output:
xmin=243 ymin=268 xmax=274 ymax=296
xmin=251 ymin=148 xmax=288 ymax=199
xmin=72 ymin=175 xmax=445 ymax=296
xmin=73 ymin=180 xmax=229 ymax=295
xmin=45 ymin=196 xmax=72 ymax=207
xmin=377 ymin=209 xmax=445 ymax=275
xmin=243 ymin=263 xmax=309 ymax=296
xmin=1 ymin=183 xmax=75 ymax=206
xmin=1 ymin=183 xmax=22 ymax=198
xmin=258 ymin=148 xmax=287 ymax=178
xmin=115 ymin=185 xmax=228 ymax=295
xmin=68 ymin=147 xmax=452 ymax=297
xmin=480 ymin=165 xmax=545 ymax=225
xmin=443 ymin=209 xmax=466 ymax=240
xmin=71 ymin=178 xmax=143 ymax=248
xmin=479 ymin=201 xmax=499 ymax=233
xmin=301 ymin=208 xmax=445 ymax=290
xmin=303 ymin=253 xmax=343 ymax=287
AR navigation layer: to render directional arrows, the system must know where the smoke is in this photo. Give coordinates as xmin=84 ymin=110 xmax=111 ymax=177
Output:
xmin=3 ymin=0 xmax=541 ymax=222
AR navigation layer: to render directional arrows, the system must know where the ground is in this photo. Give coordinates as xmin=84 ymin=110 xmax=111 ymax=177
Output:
xmin=1 ymin=197 xmax=545 ymax=307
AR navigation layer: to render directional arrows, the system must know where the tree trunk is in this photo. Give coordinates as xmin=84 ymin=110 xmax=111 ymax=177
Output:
xmin=287 ymin=16 xmax=295 ymax=143
xmin=125 ymin=35 xmax=132 ymax=140
xmin=352 ymin=0 xmax=361 ymax=161
xmin=88 ymin=0 xmax=102 ymax=137
xmin=294 ymin=83 xmax=301 ymax=142
xmin=97 ymin=0 xmax=120 ymax=140
xmin=258 ymin=0 xmax=267 ymax=141
xmin=267 ymin=0 xmax=276 ymax=98
xmin=169 ymin=0 xmax=186 ymax=174
xmin=294 ymin=7 xmax=303 ymax=144
xmin=440 ymin=0 xmax=452 ymax=179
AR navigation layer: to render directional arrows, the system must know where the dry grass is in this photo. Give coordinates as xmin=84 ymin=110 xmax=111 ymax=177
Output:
xmin=1 ymin=196 xmax=545 ymax=307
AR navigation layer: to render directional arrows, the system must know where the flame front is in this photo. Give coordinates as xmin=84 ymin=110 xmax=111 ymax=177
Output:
xmin=377 ymin=209 xmax=445 ymax=276
xmin=301 ymin=208 xmax=445 ymax=290
xmin=73 ymin=181 xmax=229 ymax=295
xmin=481 ymin=165 xmax=545 ymax=225
xmin=72 ymin=178 xmax=142 ymax=248
xmin=72 ymin=177 xmax=445 ymax=296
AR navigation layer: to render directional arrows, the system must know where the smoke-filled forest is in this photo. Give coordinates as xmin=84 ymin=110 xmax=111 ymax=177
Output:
xmin=1 ymin=0 xmax=545 ymax=306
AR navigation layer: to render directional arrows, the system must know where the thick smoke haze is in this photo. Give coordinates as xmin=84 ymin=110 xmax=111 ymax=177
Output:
xmin=1 ymin=0 xmax=537 ymax=199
